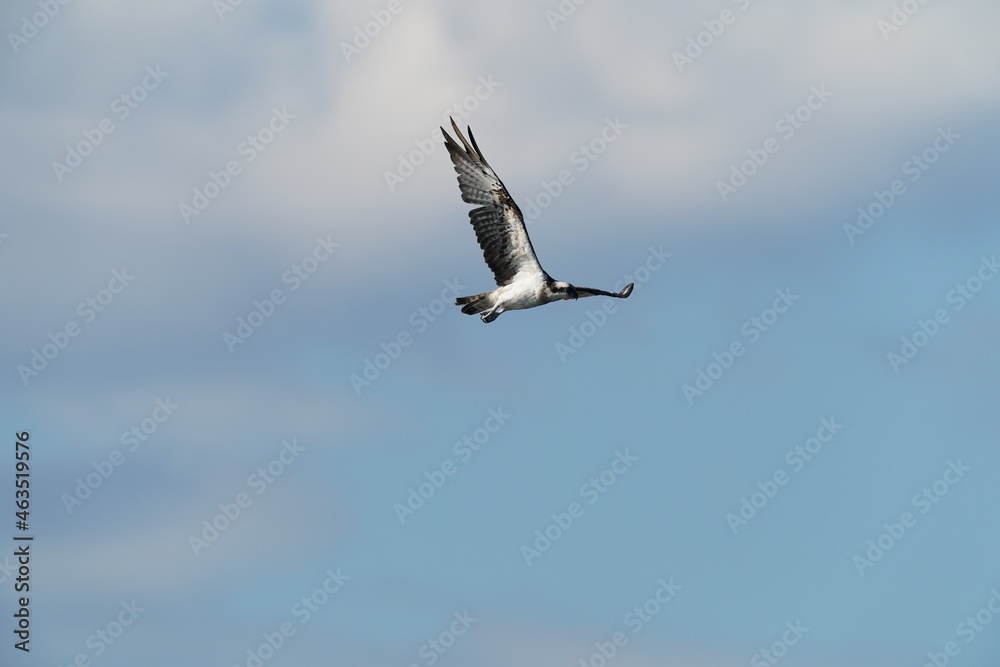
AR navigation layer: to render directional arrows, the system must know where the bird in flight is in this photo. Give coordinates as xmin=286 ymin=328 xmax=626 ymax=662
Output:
xmin=442 ymin=118 xmax=633 ymax=323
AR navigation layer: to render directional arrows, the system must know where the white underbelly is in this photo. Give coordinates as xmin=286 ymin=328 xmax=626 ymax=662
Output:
xmin=495 ymin=280 xmax=545 ymax=311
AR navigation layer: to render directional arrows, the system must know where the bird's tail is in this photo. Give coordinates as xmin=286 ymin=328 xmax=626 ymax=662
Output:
xmin=455 ymin=291 xmax=495 ymax=315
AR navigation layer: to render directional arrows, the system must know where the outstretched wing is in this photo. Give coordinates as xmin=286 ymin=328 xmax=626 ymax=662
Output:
xmin=575 ymin=283 xmax=635 ymax=299
xmin=442 ymin=118 xmax=548 ymax=287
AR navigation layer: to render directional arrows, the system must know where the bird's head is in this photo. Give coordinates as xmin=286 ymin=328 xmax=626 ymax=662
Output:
xmin=551 ymin=281 xmax=578 ymax=300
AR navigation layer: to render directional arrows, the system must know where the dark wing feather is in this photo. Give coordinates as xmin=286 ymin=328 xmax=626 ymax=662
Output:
xmin=442 ymin=118 xmax=548 ymax=287
xmin=575 ymin=283 xmax=634 ymax=299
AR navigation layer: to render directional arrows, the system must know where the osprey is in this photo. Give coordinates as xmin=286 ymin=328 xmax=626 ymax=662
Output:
xmin=442 ymin=118 xmax=633 ymax=323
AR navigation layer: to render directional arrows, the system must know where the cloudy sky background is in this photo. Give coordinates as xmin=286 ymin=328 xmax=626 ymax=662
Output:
xmin=2 ymin=0 xmax=1000 ymax=665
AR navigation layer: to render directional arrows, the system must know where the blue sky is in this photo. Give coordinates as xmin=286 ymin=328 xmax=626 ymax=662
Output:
xmin=2 ymin=1 xmax=1000 ymax=665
